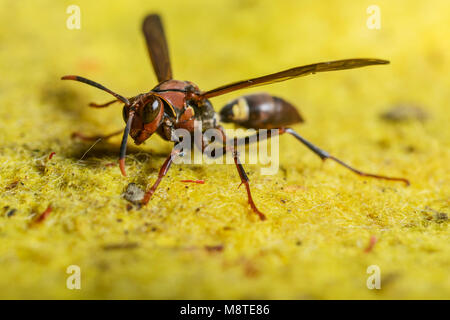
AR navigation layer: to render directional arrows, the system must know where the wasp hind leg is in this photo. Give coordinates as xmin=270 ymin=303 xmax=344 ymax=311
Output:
xmin=230 ymin=127 xmax=410 ymax=185
xmin=281 ymin=128 xmax=410 ymax=185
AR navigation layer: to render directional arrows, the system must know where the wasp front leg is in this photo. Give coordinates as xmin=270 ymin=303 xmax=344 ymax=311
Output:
xmin=88 ymin=99 xmax=121 ymax=108
xmin=71 ymin=129 xmax=124 ymax=142
xmin=141 ymin=147 xmax=181 ymax=205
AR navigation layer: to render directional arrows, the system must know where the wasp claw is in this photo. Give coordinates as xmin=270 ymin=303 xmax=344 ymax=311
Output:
xmin=119 ymin=158 xmax=127 ymax=176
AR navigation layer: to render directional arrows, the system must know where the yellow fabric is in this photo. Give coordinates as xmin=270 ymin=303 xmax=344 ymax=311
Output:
xmin=0 ymin=0 xmax=448 ymax=299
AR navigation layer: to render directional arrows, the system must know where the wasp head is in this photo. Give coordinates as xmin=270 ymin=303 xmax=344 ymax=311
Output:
xmin=122 ymin=94 xmax=165 ymax=145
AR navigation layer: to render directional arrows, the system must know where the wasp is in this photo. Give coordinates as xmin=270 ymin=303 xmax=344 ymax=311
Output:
xmin=62 ymin=14 xmax=409 ymax=220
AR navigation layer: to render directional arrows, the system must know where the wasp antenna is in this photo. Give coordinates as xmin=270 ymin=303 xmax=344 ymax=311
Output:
xmin=118 ymin=111 xmax=135 ymax=176
xmin=61 ymin=75 xmax=130 ymax=106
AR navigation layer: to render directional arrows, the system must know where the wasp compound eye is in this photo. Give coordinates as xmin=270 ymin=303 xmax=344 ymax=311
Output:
xmin=142 ymin=97 xmax=161 ymax=123
xmin=122 ymin=106 xmax=129 ymax=123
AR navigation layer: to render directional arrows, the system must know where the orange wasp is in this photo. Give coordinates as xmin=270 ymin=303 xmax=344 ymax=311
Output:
xmin=62 ymin=14 xmax=409 ymax=220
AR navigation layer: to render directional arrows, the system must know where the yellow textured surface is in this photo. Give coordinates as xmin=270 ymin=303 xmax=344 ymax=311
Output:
xmin=0 ymin=0 xmax=449 ymax=299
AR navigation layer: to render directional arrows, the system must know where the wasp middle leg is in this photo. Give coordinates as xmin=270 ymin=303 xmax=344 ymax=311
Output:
xmin=213 ymin=127 xmax=266 ymax=220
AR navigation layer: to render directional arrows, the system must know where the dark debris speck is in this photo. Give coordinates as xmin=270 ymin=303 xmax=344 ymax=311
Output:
xmin=434 ymin=212 xmax=448 ymax=222
xmin=5 ymin=181 xmax=20 ymax=190
xmin=205 ymin=244 xmax=224 ymax=252
xmin=7 ymin=209 xmax=17 ymax=217
xmin=102 ymin=242 xmax=139 ymax=250
xmin=380 ymin=104 xmax=429 ymax=122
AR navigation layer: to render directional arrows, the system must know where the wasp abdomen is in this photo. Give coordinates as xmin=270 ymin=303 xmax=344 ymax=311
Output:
xmin=219 ymin=93 xmax=303 ymax=129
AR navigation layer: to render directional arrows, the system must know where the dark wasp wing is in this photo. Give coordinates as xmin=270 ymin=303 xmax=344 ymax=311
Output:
xmin=142 ymin=14 xmax=173 ymax=83
xmin=200 ymin=58 xmax=389 ymax=99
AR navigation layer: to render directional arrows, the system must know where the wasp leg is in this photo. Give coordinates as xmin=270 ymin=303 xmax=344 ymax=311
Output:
xmin=141 ymin=148 xmax=180 ymax=205
xmin=228 ymin=127 xmax=409 ymax=186
xmin=281 ymin=128 xmax=410 ymax=185
xmin=232 ymin=153 xmax=266 ymax=220
xmin=88 ymin=99 xmax=120 ymax=108
xmin=71 ymin=129 xmax=124 ymax=142
xmin=215 ymin=127 xmax=266 ymax=221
